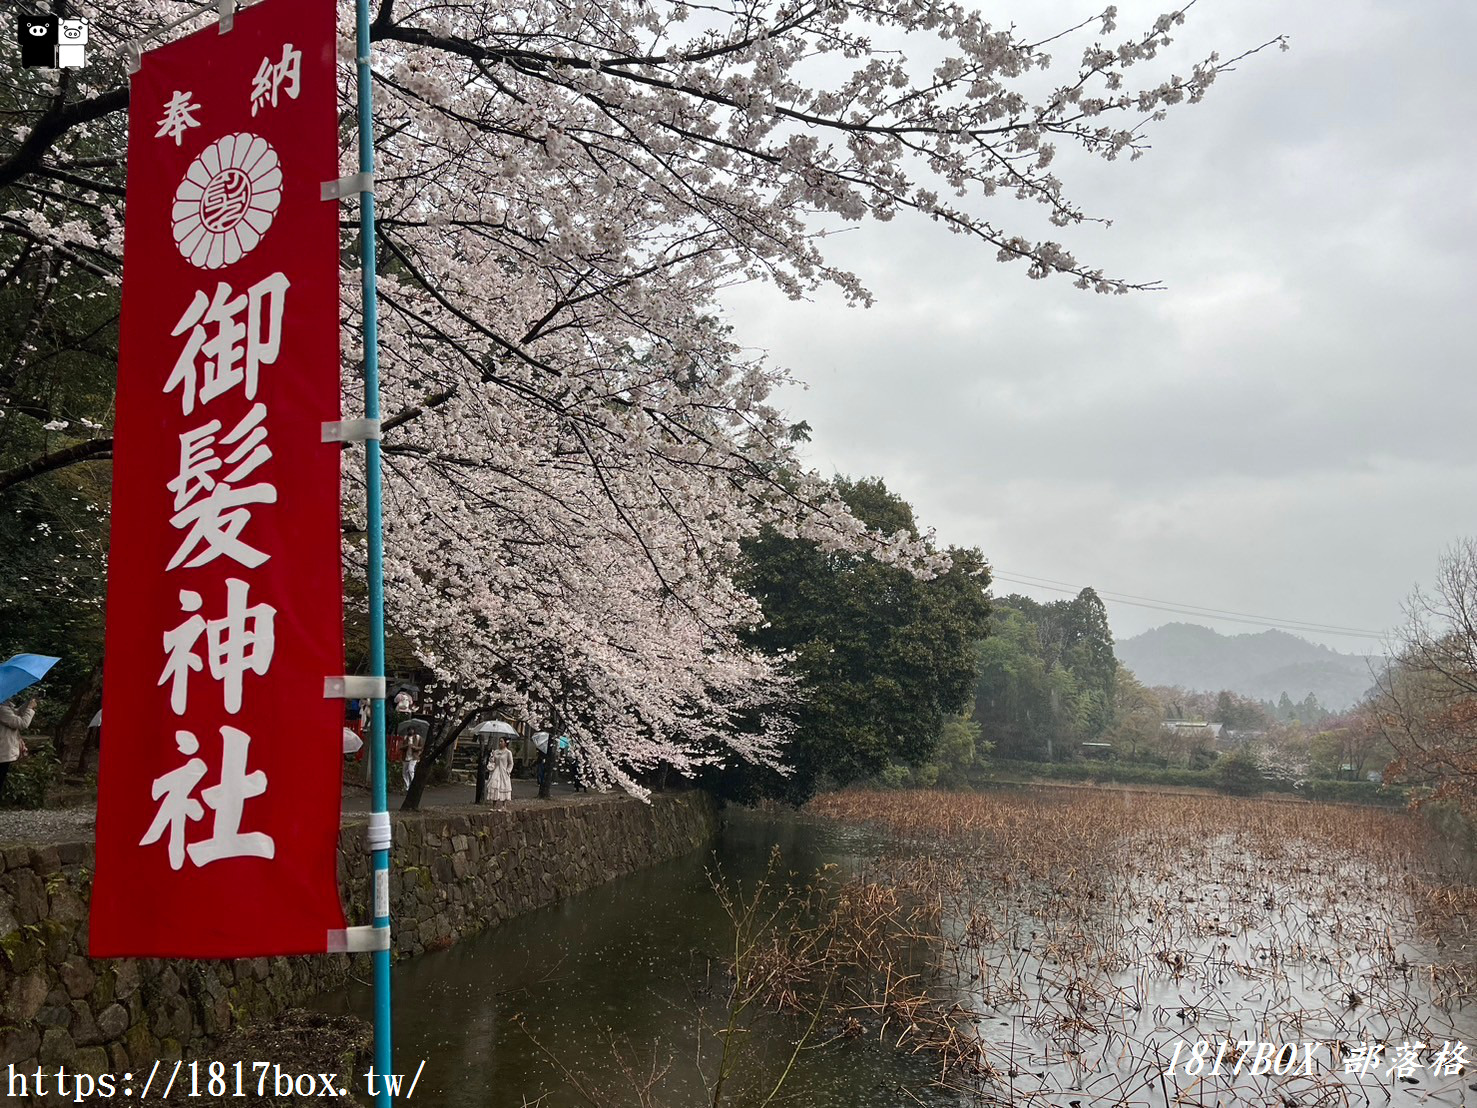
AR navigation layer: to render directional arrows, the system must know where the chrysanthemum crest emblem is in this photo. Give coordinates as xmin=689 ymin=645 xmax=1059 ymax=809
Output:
xmin=171 ymin=133 xmax=282 ymax=270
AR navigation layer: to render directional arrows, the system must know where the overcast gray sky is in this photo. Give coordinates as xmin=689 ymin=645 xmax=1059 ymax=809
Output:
xmin=721 ymin=0 xmax=1477 ymax=655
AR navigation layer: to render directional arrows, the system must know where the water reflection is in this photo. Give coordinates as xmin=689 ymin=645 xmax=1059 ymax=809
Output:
xmin=316 ymin=809 xmax=960 ymax=1108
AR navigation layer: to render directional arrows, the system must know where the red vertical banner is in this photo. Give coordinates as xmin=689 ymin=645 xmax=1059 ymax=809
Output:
xmin=91 ymin=0 xmax=346 ymax=957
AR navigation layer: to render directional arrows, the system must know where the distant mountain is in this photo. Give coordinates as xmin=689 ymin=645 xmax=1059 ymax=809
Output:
xmin=1114 ymin=623 xmax=1381 ymax=710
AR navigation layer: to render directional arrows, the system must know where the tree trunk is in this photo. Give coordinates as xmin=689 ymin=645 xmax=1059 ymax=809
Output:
xmin=538 ymin=709 xmax=561 ymax=799
xmin=474 ymin=735 xmax=489 ymax=804
xmin=401 ymin=706 xmax=481 ymax=811
xmin=56 ymin=659 xmax=102 ymax=774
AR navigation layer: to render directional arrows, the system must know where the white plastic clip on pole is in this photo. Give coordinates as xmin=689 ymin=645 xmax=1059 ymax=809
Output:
xmin=365 ymin=811 xmax=392 ymax=853
xmin=322 ymin=418 xmax=383 ymax=443
xmin=325 ymin=676 xmax=387 ymax=700
xmin=321 ymin=172 xmax=375 ymax=201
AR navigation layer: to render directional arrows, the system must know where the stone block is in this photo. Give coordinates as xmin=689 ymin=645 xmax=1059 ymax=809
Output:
xmin=122 ymin=1018 xmax=158 ymax=1067
xmin=6 ymin=968 xmax=49 ymax=1022
xmin=57 ymin=842 xmax=88 ymax=867
xmin=35 ymin=1003 xmax=72 ymax=1031
xmin=69 ymin=1000 xmax=101 ymax=1045
xmin=111 ymin=960 xmax=141 ymax=1000
xmin=96 ymin=1002 xmax=129 ymax=1041
xmin=11 ymin=869 xmax=45 ymax=925
xmin=59 ymin=956 xmax=95 ymax=999
xmin=73 ymin=1044 xmax=110 ymax=1076
xmin=0 ymin=1027 xmax=40 ymax=1067
xmin=37 ymin=1028 xmax=75 ymax=1068
xmin=47 ymin=884 xmax=84 ymax=924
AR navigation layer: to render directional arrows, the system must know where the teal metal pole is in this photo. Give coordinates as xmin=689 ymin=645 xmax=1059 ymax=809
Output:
xmin=353 ymin=0 xmax=392 ymax=1102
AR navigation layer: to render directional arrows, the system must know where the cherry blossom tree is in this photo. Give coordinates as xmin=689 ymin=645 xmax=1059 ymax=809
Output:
xmin=0 ymin=0 xmax=1283 ymax=792
xmin=1380 ymin=540 xmax=1477 ymax=820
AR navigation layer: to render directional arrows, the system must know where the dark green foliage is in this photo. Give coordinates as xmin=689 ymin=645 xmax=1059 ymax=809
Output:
xmin=1295 ymin=778 xmax=1407 ymax=806
xmin=722 ymin=477 xmax=991 ymax=805
xmin=986 ymin=759 xmax=1220 ymax=789
xmin=1 ymin=741 xmax=62 ymax=809
xmin=1216 ymin=746 xmax=1265 ymax=796
xmin=981 ymin=758 xmax=1408 ymax=806
xmin=1213 ymin=690 xmax=1272 ymax=730
xmin=1265 ymin=691 xmax=1332 ymax=726
xmin=972 ymin=590 xmax=1119 ymax=761
xmin=0 ymin=240 xmax=117 ymax=734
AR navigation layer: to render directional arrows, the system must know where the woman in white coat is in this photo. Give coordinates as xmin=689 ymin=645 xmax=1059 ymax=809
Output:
xmin=486 ymin=736 xmax=514 ymax=807
xmin=0 ymin=698 xmax=35 ymax=802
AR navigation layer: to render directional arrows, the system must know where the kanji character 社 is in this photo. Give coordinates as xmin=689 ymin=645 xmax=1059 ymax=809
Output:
xmin=165 ymin=273 xmax=289 ymax=416
xmin=139 ymin=730 xmax=207 ymax=870
xmin=187 ymin=725 xmax=274 ymax=866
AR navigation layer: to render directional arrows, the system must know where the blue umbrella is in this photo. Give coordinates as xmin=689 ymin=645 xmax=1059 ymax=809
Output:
xmin=0 ymin=654 xmax=60 ymax=704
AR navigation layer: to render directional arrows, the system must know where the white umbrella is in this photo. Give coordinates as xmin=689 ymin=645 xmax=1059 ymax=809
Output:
xmin=88 ymin=710 xmax=102 ymax=729
xmin=342 ymin=728 xmax=363 ymax=755
xmin=475 ymin=720 xmax=518 ymax=736
xmin=532 ymin=731 xmax=550 ymax=752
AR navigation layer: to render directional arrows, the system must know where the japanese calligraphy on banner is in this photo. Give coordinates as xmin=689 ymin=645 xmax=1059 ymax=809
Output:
xmin=91 ymin=0 xmax=346 ymax=957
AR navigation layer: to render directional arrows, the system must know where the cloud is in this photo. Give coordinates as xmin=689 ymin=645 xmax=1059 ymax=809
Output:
xmin=719 ymin=0 xmax=1477 ymax=650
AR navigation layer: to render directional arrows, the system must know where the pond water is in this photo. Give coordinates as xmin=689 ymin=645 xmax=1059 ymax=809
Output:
xmin=318 ymin=793 xmax=1477 ymax=1108
xmin=316 ymin=809 xmax=961 ymax=1108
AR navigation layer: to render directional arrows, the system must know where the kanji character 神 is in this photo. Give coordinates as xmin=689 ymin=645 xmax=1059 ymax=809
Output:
xmin=250 ymin=43 xmax=302 ymax=116
xmin=156 ymin=90 xmax=202 ymax=145
xmin=157 ymin=579 xmax=277 ymax=713
xmin=165 ymin=273 xmax=289 ymax=416
xmin=158 ymin=589 xmax=206 ymax=714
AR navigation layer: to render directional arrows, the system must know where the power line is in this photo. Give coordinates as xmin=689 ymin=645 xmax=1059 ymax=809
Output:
xmin=990 ymin=571 xmax=1389 ymax=642
xmin=996 ymin=569 xmax=1383 ymax=635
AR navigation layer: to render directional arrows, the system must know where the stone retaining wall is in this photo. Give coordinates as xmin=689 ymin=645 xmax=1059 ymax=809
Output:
xmin=0 ymin=792 xmax=716 ymax=1081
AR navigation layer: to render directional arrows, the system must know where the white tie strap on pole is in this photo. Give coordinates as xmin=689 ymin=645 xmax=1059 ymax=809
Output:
xmin=321 ymin=172 xmax=375 ymax=201
xmin=327 ymin=925 xmax=391 ymax=953
xmin=322 ymin=418 xmax=382 ymax=443
xmin=325 ymin=676 xmax=386 ymax=699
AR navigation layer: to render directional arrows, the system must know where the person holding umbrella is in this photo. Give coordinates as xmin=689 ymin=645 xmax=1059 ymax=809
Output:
xmin=0 ymin=697 xmax=36 ymax=800
xmin=486 ymin=736 xmax=514 ymax=808
xmin=0 ymin=653 xmax=58 ymax=801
